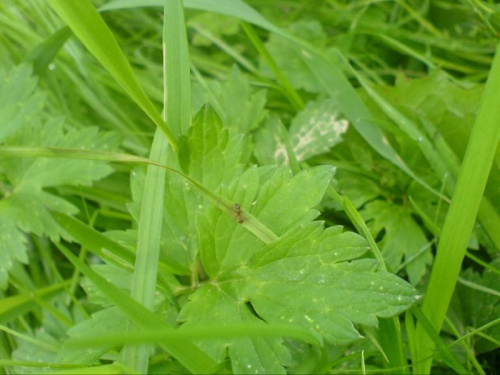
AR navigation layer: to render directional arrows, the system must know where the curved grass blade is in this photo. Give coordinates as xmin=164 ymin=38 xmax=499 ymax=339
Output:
xmin=0 ymin=145 xmax=278 ymax=244
xmin=46 ymin=0 xmax=178 ymax=150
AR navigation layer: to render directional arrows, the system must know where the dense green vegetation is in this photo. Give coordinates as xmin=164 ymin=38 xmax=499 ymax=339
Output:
xmin=0 ymin=0 xmax=499 ymax=373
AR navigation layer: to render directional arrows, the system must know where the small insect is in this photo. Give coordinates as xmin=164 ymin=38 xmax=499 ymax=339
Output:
xmin=234 ymin=203 xmax=244 ymax=224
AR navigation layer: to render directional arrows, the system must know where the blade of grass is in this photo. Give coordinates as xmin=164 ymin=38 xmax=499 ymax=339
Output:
xmin=122 ymin=2 xmax=191 ymax=368
xmin=0 ymin=324 xmax=58 ymax=352
xmin=414 ymin=43 xmax=500 ymax=374
xmin=120 ymin=130 xmax=168 ymax=372
xmin=101 ymin=0 xmax=282 ymax=34
xmin=411 ymin=307 xmax=469 ymax=374
xmin=278 ymin=121 xmax=301 ymax=175
xmin=443 ymin=316 xmax=486 ymax=375
xmin=0 ymin=145 xmax=279 ymax=244
xmin=0 ymin=282 xmax=68 ymax=324
xmin=343 ymin=195 xmax=410 ymax=374
xmin=65 ymin=323 xmax=320 ymax=348
xmin=24 ymin=26 xmax=72 ymax=76
xmin=46 ymin=0 xmax=178 ymax=150
xmin=49 ymin=364 xmax=136 ymax=375
xmin=51 ymin=211 xmax=135 ymax=269
xmin=188 ymin=22 xmax=258 ymax=74
xmin=0 ymin=360 xmax=83 ymax=371
xmin=52 ymin=211 xmax=180 ymax=307
xmin=163 ymin=0 xmax=191 ymax=139
xmin=54 ymin=242 xmax=219 ymax=373
xmin=240 ymin=21 xmax=304 ymax=110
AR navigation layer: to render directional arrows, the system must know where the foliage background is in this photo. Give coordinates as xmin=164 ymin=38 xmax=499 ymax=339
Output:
xmin=0 ymin=0 xmax=499 ymax=374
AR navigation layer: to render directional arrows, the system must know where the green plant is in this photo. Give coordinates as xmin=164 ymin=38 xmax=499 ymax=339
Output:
xmin=0 ymin=0 xmax=499 ymax=374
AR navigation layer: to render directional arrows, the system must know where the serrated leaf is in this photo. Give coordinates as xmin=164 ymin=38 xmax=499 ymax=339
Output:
xmin=380 ymin=72 xmax=500 ymax=228
xmin=199 ymin=165 xmax=334 ymax=277
xmin=80 ymin=265 xmax=132 ymax=308
xmin=180 ymin=164 xmax=418 ymax=373
xmin=362 ymin=200 xmax=432 ymax=285
xmin=57 ymin=307 xmax=127 ymax=365
xmin=11 ymin=329 xmax=60 ymax=374
xmin=178 ymin=285 xmax=291 ymax=375
xmin=0 ymin=66 xmax=120 ymax=289
xmin=192 ymin=66 xmax=267 ymax=138
xmin=450 ymin=259 xmax=500 ymax=355
xmin=129 ymin=105 xmax=243 ymax=275
xmin=56 ymin=242 xmax=219 ymax=373
xmin=0 ymin=65 xmax=44 ymax=143
xmin=244 ymin=225 xmax=418 ymax=342
xmin=219 ymin=66 xmax=267 ymax=136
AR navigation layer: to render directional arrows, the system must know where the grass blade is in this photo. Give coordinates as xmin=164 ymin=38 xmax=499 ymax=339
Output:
xmin=414 ymin=43 xmax=500 ymax=374
xmin=0 ymin=282 xmax=68 ymax=324
xmin=123 ymin=1 xmax=194 ymax=367
xmin=54 ymin=242 xmax=219 ymax=373
xmin=65 ymin=323 xmax=320 ymax=348
xmin=411 ymin=308 xmax=469 ymax=374
xmin=121 ymin=131 xmax=168 ymax=372
xmin=163 ymin=0 xmax=191 ymax=138
xmin=46 ymin=0 xmax=178 ymax=150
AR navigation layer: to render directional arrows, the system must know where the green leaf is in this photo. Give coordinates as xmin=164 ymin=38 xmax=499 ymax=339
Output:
xmin=130 ymin=105 xmax=243 ymax=276
xmin=199 ymin=165 xmax=334 ymax=277
xmin=57 ymin=307 xmax=127 ymax=365
xmin=192 ymin=65 xmax=267 ymax=139
xmin=188 ymin=13 xmax=240 ymax=47
xmin=11 ymin=329 xmax=60 ymax=374
xmin=0 ymin=65 xmax=44 ymax=143
xmin=178 ymin=285 xmax=291 ymax=374
xmin=0 ymin=65 xmax=119 ymax=289
xmin=261 ymin=20 xmax=328 ymax=93
xmin=182 ymin=219 xmax=419 ymax=373
xmin=254 ymin=99 xmax=349 ymax=165
xmin=362 ymin=200 xmax=433 ymax=285
xmin=415 ymin=42 xmax=500 ymax=373
xmin=51 ymin=212 xmax=135 ymax=270
xmin=289 ymin=99 xmax=348 ymax=161
xmin=450 ymin=259 xmax=500 ymax=355
xmin=102 ymin=0 xmax=442 ymax=199
xmin=25 ymin=27 xmax=72 ymax=77
xmin=55 ymin=243 xmax=219 ymax=373
xmin=377 ymin=71 xmax=500 ymax=250
xmin=80 ymin=264 xmax=133 ymax=308
xmin=219 ymin=66 xmax=267 ymax=136
xmin=179 ymin=157 xmax=418 ymax=372
xmin=244 ymin=227 xmax=419 ymax=343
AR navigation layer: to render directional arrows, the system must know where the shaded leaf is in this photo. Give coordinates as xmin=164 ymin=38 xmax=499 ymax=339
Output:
xmin=0 ymin=65 xmax=120 ymax=289
xmin=363 ymin=201 xmax=432 ymax=285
